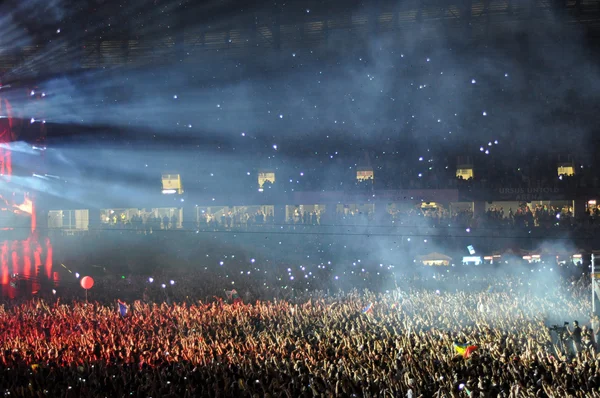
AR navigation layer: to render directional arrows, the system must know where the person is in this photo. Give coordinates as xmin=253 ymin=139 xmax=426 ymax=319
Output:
xmin=570 ymin=320 xmax=582 ymax=352
xmin=591 ymin=314 xmax=600 ymax=345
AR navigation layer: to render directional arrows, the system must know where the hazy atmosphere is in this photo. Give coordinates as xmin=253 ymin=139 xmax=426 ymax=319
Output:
xmin=0 ymin=0 xmax=599 ymax=397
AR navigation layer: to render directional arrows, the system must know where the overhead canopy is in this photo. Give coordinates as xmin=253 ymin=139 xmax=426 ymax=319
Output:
xmin=501 ymin=248 xmax=527 ymax=257
xmin=418 ymin=252 xmax=452 ymax=266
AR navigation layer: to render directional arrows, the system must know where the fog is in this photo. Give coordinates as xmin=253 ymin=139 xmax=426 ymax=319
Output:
xmin=0 ymin=0 xmax=598 ymax=301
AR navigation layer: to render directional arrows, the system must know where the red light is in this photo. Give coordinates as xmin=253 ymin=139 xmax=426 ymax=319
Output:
xmin=0 ymin=92 xmax=53 ymax=297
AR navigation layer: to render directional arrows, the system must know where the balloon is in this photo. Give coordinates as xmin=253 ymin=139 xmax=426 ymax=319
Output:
xmin=80 ymin=276 xmax=94 ymax=290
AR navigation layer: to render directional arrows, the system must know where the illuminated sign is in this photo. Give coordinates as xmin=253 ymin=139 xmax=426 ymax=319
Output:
xmin=456 ymin=168 xmax=474 ymax=179
xmin=258 ymin=171 xmax=275 ymax=188
xmin=161 ymin=173 xmax=183 ymax=194
xmin=557 ymin=165 xmax=574 ymax=176
xmin=356 ymin=168 xmax=374 ymax=181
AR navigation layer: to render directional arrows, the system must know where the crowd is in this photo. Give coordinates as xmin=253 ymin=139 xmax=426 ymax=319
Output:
xmin=0 ymin=253 xmax=598 ymax=397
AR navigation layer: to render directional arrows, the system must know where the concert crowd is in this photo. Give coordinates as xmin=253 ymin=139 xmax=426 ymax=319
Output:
xmin=0 ymin=259 xmax=597 ymax=398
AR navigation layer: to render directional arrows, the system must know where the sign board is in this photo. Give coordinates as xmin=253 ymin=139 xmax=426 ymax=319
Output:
xmin=462 ymin=186 xmax=567 ymax=201
xmin=258 ymin=171 xmax=275 ymax=188
xmin=356 ymin=169 xmax=374 ymax=181
xmin=162 ymin=174 xmax=183 ymax=194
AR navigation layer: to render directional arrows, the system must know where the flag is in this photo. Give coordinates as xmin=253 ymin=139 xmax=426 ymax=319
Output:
xmin=118 ymin=300 xmax=128 ymax=317
xmin=453 ymin=342 xmax=478 ymax=358
xmin=362 ymin=303 xmax=373 ymax=314
xmin=225 ymin=289 xmax=242 ymax=304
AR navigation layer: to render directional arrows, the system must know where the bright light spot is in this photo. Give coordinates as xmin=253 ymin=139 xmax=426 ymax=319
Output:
xmin=418 ymin=157 xmax=423 ymax=161
xmin=170 ymin=280 xmax=175 ymax=285
xmin=161 ymin=284 xmax=166 ymax=288
xmin=148 ymin=277 xmax=154 ymax=283
xmin=173 ymin=95 xmax=178 ymax=99
xmin=75 ymin=273 xmax=80 ymax=278
xmin=471 ymin=79 xmax=476 ymax=84
xmin=279 ymin=114 xmax=283 ymax=119
xmin=56 ymin=29 xmax=61 ymax=34
xmin=485 ymin=150 xmax=489 ymax=155
xmin=482 ymin=111 xmax=487 ymax=116
xmin=466 ymin=228 xmax=470 ymax=233
xmin=480 ymin=147 xmax=484 ymax=151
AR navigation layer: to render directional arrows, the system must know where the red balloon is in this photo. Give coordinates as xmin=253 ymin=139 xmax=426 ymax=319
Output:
xmin=80 ymin=276 xmax=94 ymax=290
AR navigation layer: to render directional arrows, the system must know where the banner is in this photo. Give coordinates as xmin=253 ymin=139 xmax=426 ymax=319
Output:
xmin=461 ymin=186 xmax=567 ymax=202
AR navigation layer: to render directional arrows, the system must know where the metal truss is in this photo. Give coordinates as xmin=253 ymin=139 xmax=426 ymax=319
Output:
xmin=1 ymin=0 xmax=599 ymax=75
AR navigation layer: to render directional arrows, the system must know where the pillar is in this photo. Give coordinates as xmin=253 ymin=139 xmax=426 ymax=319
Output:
xmin=274 ymin=205 xmax=286 ymax=225
xmin=473 ymin=201 xmax=486 ymax=219
xmin=87 ymin=208 xmax=102 ymax=231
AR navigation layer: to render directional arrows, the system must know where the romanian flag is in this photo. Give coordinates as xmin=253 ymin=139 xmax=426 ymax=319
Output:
xmin=362 ymin=303 xmax=373 ymax=314
xmin=118 ymin=300 xmax=128 ymax=317
xmin=453 ymin=342 xmax=478 ymax=358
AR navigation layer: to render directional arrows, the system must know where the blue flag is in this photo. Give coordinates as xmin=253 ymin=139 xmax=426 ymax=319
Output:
xmin=118 ymin=300 xmax=127 ymax=317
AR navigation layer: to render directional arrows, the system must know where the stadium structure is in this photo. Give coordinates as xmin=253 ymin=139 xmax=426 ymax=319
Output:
xmin=1 ymin=0 xmax=600 ymax=297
